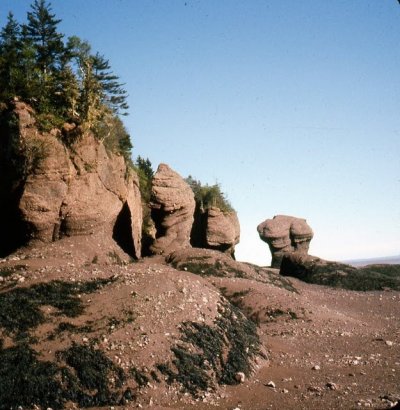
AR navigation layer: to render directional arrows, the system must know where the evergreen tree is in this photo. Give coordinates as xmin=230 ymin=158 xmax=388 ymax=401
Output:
xmin=24 ymin=0 xmax=64 ymax=74
xmin=0 ymin=2 xmax=133 ymax=161
xmin=91 ymin=53 xmax=129 ymax=116
xmin=0 ymin=13 xmax=22 ymax=99
xmin=136 ymin=156 xmax=154 ymax=180
xmin=23 ymin=0 xmax=65 ymax=110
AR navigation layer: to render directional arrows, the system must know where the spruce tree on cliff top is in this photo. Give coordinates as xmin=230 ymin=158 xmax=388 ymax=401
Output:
xmin=0 ymin=0 xmax=131 ymax=159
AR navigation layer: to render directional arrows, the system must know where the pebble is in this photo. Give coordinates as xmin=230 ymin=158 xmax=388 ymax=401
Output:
xmin=266 ymin=381 xmax=276 ymax=388
xmin=385 ymin=340 xmax=394 ymax=346
xmin=235 ymin=372 xmax=246 ymax=383
xmin=326 ymin=382 xmax=338 ymax=390
xmin=312 ymin=365 xmax=321 ymax=370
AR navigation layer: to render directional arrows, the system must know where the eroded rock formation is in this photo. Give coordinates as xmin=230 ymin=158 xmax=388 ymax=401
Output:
xmin=0 ymin=101 xmax=142 ymax=258
xmin=205 ymin=207 xmax=240 ymax=255
xmin=191 ymin=206 xmax=240 ymax=257
xmin=149 ymin=163 xmax=195 ymax=255
xmin=257 ymin=215 xmax=313 ymax=268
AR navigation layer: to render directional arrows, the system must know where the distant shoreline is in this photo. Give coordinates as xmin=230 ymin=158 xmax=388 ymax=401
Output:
xmin=344 ymin=255 xmax=400 ymax=267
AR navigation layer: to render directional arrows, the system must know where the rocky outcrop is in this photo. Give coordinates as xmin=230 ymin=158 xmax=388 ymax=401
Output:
xmin=257 ymin=215 xmax=313 ymax=268
xmin=0 ymin=101 xmax=142 ymax=258
xmin=191 ymin=206 xmax=240 ymax=257
xmin=279 ymin=253 xmax=400 ymax=291
xmin=149 ymin=164 xmax=195 ymax=255
xmin=205 ymin=207 xmax=240 ymax=255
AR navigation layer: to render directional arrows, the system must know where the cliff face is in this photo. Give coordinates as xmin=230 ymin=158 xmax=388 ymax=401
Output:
xmin=0 ymin=101 xmax=142 ymax=258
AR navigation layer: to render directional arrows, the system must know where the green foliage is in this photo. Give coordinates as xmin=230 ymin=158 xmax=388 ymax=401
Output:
xmin=0 ymin=13 xmax=23 ymax=100
xmin=24 ymin=0 xmax=65 ymax=74
xmin=186 ymin=175 xmax=234 ymax=213
xmin=0 ymin=1 xmax=132 ymax=160
xmin=100 ymin=115 xmax=132 ymax=163
xmin=134 ymin=156 xmax=155 ymax=253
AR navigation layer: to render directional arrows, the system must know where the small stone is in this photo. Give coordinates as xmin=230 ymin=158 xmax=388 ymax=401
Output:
xmin=266 ymin=381 xmax=276 ymax=388
xmin=235 ymin=372 xmax=246 ymax=383
xmin=307 ymin=385 xmax=322 ymax=393
xmin=312 ymin=365 xmax=321 ymax=370
xmin=385 ymin=340 xmax=394 ymax=346
xmin=326 ymin=382 xmax=338 ymax=390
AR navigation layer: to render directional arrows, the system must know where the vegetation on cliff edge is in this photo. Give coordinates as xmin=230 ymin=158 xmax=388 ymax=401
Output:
xmin=0 ymin=0 xmax=132 ymax=159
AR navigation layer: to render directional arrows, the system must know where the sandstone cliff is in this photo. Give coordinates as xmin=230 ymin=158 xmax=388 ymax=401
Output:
xmin=0 ymin=101 xmax=142 ymax=258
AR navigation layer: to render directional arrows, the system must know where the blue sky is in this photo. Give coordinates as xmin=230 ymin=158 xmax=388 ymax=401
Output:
xmin=2 ymin=0 xmax=399 ymax=265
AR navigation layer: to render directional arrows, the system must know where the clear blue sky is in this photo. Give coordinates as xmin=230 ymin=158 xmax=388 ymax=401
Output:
xmin=2 ymin=0 xmax=399 ymax=265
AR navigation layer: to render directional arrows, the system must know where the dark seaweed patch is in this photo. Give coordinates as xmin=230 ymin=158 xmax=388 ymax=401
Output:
xmin=130 ymin=367 xmax=150 ymax=388
xmin=157 ymin=302 xmax=260 ymax=395
xmin=0 ymin=277 xmax=115 ymax=340
xmin=0 ymin=343 xmax=67 ymax=410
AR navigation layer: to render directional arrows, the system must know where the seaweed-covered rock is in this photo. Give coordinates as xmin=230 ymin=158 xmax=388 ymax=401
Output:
xmin=149 ymin=164 xmax=195 ymax=255
xmin=280 ymin=253 xmax=400 ymax=291
xmin=257 ymin=215 xmax=313 ymax=268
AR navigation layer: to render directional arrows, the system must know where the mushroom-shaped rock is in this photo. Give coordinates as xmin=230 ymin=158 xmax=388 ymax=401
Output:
xmin=257 ymin=215 xmax=313 ymax=268
xmin=149 ymin=164 xmax=195 ymax=255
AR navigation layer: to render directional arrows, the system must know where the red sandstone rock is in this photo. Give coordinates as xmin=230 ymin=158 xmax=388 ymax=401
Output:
xmin=257 ymin=215 xmax=313 ymax=268
xmin=205 ymin=206 xmax=240 ymax=257
xmin=0 ymin=102 xmax=142 ymax=258
xmin=149 ymin=164 xmax=195 ymax=255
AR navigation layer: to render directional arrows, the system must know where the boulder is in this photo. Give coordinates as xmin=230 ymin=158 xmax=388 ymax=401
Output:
xmin=204 ymin=206 xmax=240 ymax=257
xmin=149 ymin=164 xmax=195 ymax=255
xmin=0 ymin=101 xmax=142 ymax=258
xmin=257 ymin=215 xmax=313 ymax=268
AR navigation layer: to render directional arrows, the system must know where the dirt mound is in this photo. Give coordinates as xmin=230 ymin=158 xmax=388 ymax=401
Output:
xmin=0 ymin=239 xmax=399 ymax=409
xmin=0 ymin=239 xmax=265 ymax=409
